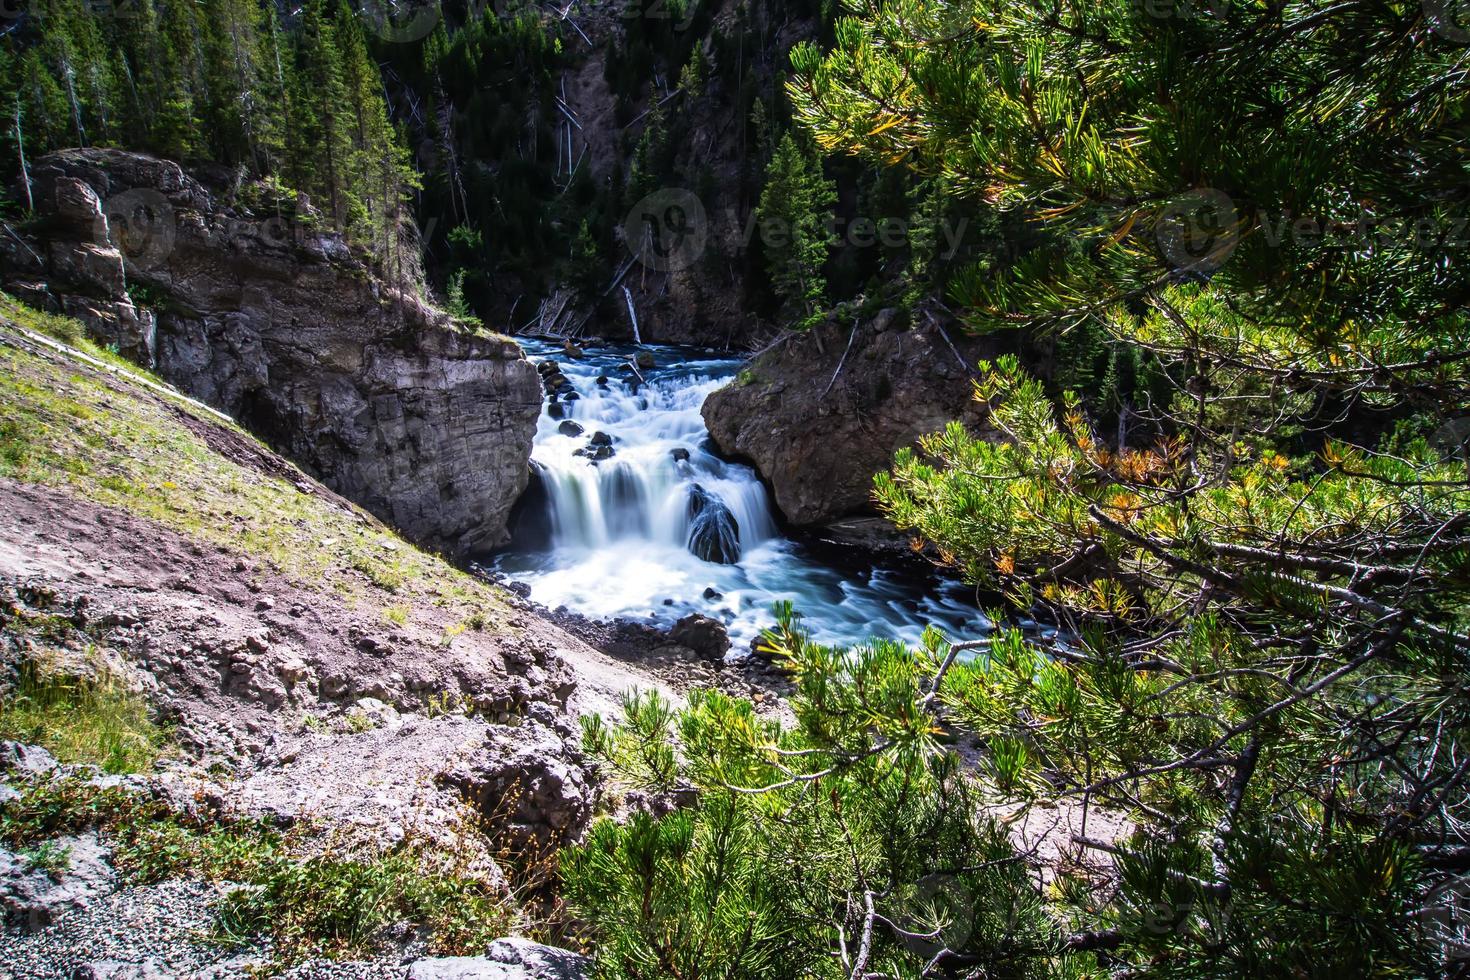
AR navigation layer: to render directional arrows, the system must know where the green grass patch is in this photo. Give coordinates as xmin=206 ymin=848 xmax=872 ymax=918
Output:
xmin=0 ymin=294 xmax=517 ymax=624
xmin=0 ymin=292 xmax=85 ymax=346
xmin=0 ymin=779 xmax=513 ymax=963
xmin=0 ymin=658 xmax=166 ymax=774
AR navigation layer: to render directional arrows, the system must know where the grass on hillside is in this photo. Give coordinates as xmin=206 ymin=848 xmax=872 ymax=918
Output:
xmin=0 ymin=657 xmax=166 ymax=774
xmin=0 ymin=291 xmax=515 ymax=627
xmin=0 ymin=292 xmax=542 ymax=962
xmin=0 ymin=777 xmax=515 ymax=963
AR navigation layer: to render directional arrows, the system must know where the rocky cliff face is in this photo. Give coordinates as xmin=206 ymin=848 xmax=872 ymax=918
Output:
xmin=1 ymin=149 xmax=541 ymax=555
xmin=702 ymin=311 xmax=996 ymax=531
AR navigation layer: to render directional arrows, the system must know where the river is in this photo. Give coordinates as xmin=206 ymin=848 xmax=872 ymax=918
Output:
xmin=491 ymin=339 xmax=987 ymax=651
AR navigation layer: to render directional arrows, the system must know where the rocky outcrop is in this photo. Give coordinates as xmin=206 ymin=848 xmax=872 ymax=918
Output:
xmin=702 ymin=311 xmax=996 ymax=529
xmin=443 ymin=722 xmax=593 ymax=853
xmin=669 ymin=614 xmax=731 ymax=662
xmin=1 ymin=149 xmax=541 ymax=554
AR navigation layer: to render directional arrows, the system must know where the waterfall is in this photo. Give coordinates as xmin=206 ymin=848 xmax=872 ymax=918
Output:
xmin=527 ymin=361 xmax=777 ymax=559
xmin=495 ymin=340 xmax=982 ymax=651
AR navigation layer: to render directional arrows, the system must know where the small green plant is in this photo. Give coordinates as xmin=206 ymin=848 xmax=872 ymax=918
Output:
xmin=736 ymin=368 xmax=757 ymax=387
xmin=0 ymin=417 xmax=30 ymax=474
xmin=353 ymin=555 xmax=407 ymax=593
xmin=218 ymin=845 xmax=511 ymax=958
xmin=381 ymin=604 xmax=410 ymax=626
xmin=423 ymin=691 xmax=471 ymax=718
xmin=344 ymin=710 xmax=376 ymax=734
xmin=444 ymin=269 xmax=483 ymax=329
xmin=21 ymin=840 xmax=72 ymax=876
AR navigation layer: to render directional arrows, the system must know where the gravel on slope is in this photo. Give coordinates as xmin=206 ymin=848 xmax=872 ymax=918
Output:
xmin=0 ymin=879 xmax=261 ymax=979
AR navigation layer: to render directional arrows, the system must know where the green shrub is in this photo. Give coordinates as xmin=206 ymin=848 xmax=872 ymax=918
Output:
xmin=0 ymin=779 xmax=512 ymax=963
xmin=562 ymin=610 xmax=1061 ymax=979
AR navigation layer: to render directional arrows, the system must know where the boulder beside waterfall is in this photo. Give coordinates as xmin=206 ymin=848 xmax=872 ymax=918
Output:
xmin=702 ymin=313 xmax=997 ymax=531
xmin=686 ymin=484 xmax=741 ymax=564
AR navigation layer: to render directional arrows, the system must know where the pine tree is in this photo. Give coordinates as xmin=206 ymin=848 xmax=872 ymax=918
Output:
xmin=291 ymin=0 xmax=353 ymax=229
xmin=201 ymin=0 xmax=267 ymax=167
xmin=122 ymin=0 xmax=203 ymax=159
xmin=770 ymin=1 xmax=1470 ymax=973
xmin=14 ymin=49 xmax=69 ymax=159
xmin=253 ymin=3 xmax=295 ymax=186
xmin=756 ymin=133 xmax=836 ymax=329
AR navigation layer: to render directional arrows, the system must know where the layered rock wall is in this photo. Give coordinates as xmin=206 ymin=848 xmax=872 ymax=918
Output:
xmin=702 ymin=312 xmax=996 ymax=531
xmin=2 ymin=149 xmax=540 ymax=554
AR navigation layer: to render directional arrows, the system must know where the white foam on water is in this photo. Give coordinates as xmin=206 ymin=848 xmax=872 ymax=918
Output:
xmin=493 ymin=341 xmax=985 ymax=650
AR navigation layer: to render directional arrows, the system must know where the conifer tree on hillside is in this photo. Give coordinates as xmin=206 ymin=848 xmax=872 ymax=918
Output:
xmin=566 ymin=3 xmax=1470 ymax=976
xmin=756 ymin=132 xmax=837 ymax=329
xmin=0 ymin=0 xmax=418 ymax=277
xmin=202 ymin=0 xmax=268 ymax=167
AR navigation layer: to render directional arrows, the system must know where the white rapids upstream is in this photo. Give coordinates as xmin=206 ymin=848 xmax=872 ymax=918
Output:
xmin=491 ymin=339 xmax=986 ymax=651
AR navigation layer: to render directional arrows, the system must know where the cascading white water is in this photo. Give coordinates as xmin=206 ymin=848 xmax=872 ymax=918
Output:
xmin=493 ymin=340 xmax=984 ymax=650
xmin=531 ymin=366 xmax=776 ymax=556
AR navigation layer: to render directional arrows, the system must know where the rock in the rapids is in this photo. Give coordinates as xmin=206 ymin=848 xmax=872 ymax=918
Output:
xmin=671 ymin=614 xmax=730 ymax=661
xmin=557 ymin=420 xmax=584 ymax=437
xmin=686 ymin=484 xmax=740 ymax=565
xmin=702 ymin=587 xmax=722 ymax=600
xmin=671 ymin=447 xmax=691 ymax=463
xmin=589 ymin=431 xmax=613 ymax=448
xmin=634 ymin=350 xmax=656 ymax=370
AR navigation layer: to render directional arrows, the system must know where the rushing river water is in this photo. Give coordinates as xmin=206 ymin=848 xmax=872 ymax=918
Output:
xmin=491 ymin=339 xmax=986 ymax=651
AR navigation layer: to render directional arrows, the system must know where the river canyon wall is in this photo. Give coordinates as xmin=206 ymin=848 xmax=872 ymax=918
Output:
xmin=703 ymin=311 xmax=997 ymax=537
xmin=0 ymin=149 xmax=541 ymax=556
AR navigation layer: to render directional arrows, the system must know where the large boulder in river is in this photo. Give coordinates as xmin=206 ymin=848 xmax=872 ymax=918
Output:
xmin=1 ymin=149 xmax=541 ymax=555
xmin=686 ymin=484 xmax=740 ymax=564
xmin=702 ymin=313 xmax=996 ymax=530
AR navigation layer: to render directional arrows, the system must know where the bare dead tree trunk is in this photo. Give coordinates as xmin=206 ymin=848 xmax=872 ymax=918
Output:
xmin=13 ymin=98 xmax=32 ymax=214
